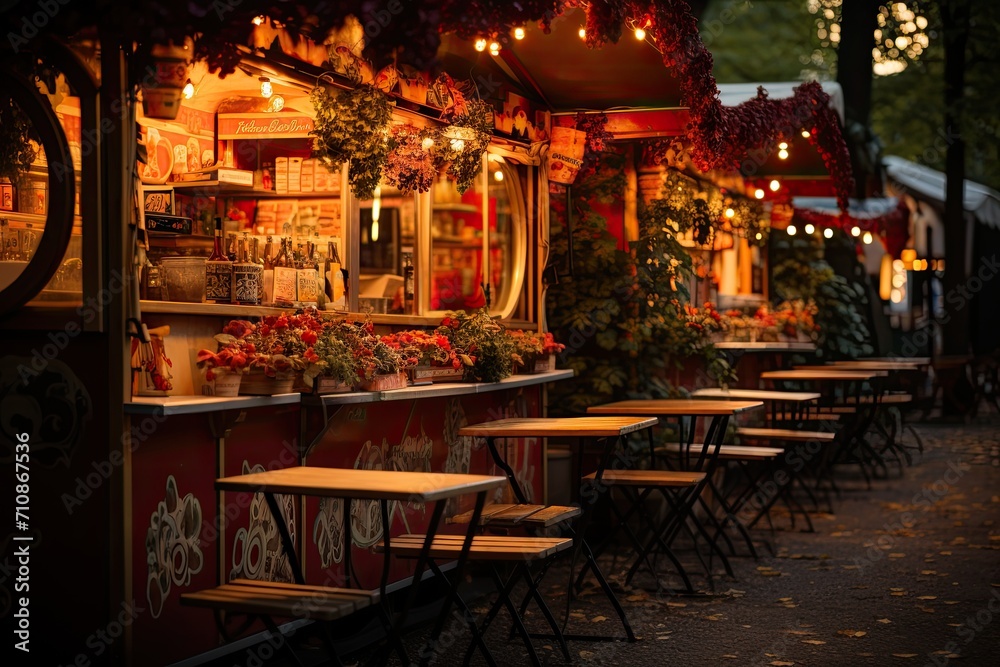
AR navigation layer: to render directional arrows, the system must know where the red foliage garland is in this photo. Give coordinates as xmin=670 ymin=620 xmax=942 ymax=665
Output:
xmin=793 ymin=199 xmax=910 ymax=257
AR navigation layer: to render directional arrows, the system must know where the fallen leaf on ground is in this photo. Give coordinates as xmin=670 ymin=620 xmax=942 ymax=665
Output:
xmin=921 ymin=570 xmax=937 ymax=575
xmin=802 ymin=639 xmax=826 ymax=645
xmin=944 ymin=601 xmax=960 ymax=605
xmin=626 ymin=594 xmax=647 ymax=602
xmin=917 ymin=595 xmax=937 ymax=600
xmin=838 ymin=629 xmax=867 ymax=638
xmin=591 ymin=616 xmax=607 ymax=623
xmin=877 ymin=618 xmax=892 ymax=624
xmin=892 ymin=654 xmax=918 ymax=659
xmin=579 ymin=650 xmax=594 ymax=660
xmin=769 ymin=661 xmax=795 ymax=666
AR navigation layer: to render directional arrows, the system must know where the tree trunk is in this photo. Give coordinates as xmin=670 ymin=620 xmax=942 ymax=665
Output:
xmin=836 ymin=0 xmax=881 ymax=199
xmin=941 ymin=1 xmax=970 ymax=356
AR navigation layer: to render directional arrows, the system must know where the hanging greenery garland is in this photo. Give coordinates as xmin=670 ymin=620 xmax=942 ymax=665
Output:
xmin=434 ymin=99 xmax=494 ymax=194
xmin=310 ymin=84 xmax=392 ymax=200
xmin=0 ymin=96 xmax=37 ymax=184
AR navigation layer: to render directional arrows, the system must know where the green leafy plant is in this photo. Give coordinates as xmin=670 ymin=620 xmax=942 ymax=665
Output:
xmin=0 ymin=97 xmax=37 ymax=184
xmin=434 ymin=99 xmax=494 ymax=193
xmin=301 ymin=329 xmax=360 ymax=388
xmin=437 ymin=308 xmax=517 ymax=382
xmin=311 ymin=84 xmax=392 ymax=199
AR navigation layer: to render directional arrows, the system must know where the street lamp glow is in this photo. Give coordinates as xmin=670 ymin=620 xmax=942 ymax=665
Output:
xmin=769 ymin=179 xmax=780 ymax=192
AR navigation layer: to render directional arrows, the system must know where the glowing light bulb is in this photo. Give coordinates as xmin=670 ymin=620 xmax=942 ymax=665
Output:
xmin=754 ymin=188 xmax=765 ymax=199
xmin=494 ymin=169 xmax=504 ymax=182
xmin=578 ymin=27 xmax=586 ymax=39
xmin=755 ymin=232 xmax=763 ymax=241
xmin=863 ymin=231 xmax=873 ymax=244
xmin=259 ymin=77 xmax=272 ymax=98
xmin=514 ymin=27 xmax=525 ymax=40
xmin=769 ymin=179 xmax=780 ymax=192
xmin=778 ymin=142 xmax=788 ymax=150
xmin=450 ymin=138 xmax=465 ymax=151
xmin=804 ymin=223 xmax=815 ymax=234
xmin=268 ymin=95 xmax=284 ymax=112
xmin=421 ymin=137 xmax=435 ymax=150
xmin=801 ymin=130 xmax=811 ymax=138
xmin=787 ymin=225 xmax=797 ymax=236
xmin=489 ymin=41 xmax=501 ymax=56
xmin=252 ymin=15 xmax=264 ymax=25
xmin=823 ymin=228 xmax=834 ymax=239
xmin=474 ymin=38 xmax=487 ymax=52
xmin=182 ymin=79 xmax=194 ymax=99
xmin=634 ymin=27 xmax=646 ymax=40
xmin=778 ymin=149 xmax=789 ymax=159
xmin=851 ymin=226 xmax=861 ymax=237
xmin=724 ymin=207 xmax=735 ymax=219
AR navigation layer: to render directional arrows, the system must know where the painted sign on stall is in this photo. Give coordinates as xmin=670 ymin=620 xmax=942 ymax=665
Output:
xmin=217 ymin=113 xmax=315 ymax=140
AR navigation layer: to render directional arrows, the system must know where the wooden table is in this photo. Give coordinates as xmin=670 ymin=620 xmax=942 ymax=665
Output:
xmin=585 ymin=400 xmax=763 ymax=590
xmin=761 ymin=369 xmax=879 ymax=382
xmin=824 ymin=361 xmax=923 ymax=371
xmin=459 ymin=415 xmax=658 ymax=641
xmin=217 ymin=466 xmax=506 ymax=666
xmin=690 ymin=388 xmax=821 ymax=424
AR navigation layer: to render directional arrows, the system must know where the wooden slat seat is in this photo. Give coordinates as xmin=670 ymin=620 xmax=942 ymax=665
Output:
xmin=771 ymin=410 xmax=850 ymax=422
xmin=446 ymin=503 xmax=581 ymax=528
xmin=661 ymin=444 xmax=785 ymax=460
xmin=375 ymin=534 xmax=573 ymax=561
xmin=181 ymin=579 xmax=377 ymax=622
xmin=581 ymin=469 xmax=705 ymax=487
xmin=850 ymin=393 xmax=913 ymax=405
xmin=737 ymin=427 xmax=836 ymax=443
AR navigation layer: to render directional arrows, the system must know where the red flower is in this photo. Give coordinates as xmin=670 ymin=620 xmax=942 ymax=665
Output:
xmin=301 ymin=330 xmax=318 ymax=345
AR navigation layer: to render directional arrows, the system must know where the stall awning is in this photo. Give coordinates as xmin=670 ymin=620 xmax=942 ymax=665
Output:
xmin=791 ymin=197 xmax=899 ymax=217
xmin=883 ymin=155 xmax=1000 ymax=229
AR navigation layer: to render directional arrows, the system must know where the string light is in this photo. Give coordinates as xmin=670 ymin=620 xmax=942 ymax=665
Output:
xmin=787 ymin=225 xmax=797 ymax=236
xmin=259 ymin=77 xmax=272 ymax=98
xmin=769 ymin=179 xmax=780 ymax=192
xmin=474 ymin=38 xmax=487 ymax=52
xmin=268 ymin=95 xmax=284 ymax=112
xmin=489 ymin=41 xmax=501 ymax=56
xmin=724 ymin=207 xmax=735 ymax=219
xmin=851 ymin=226 xmax=861 ymax=237
xmin=371 ymin=185 xmax=381 ymax=242
xmin=634 ymin=27 xmax=646 ymax=40
xmin=863 ymin=231 xmax=874 ymax=244
xmin=755 ymin=232 xmax=763 ymax=241
xmin=182 ymin=79 xmax=194 ymax=99
xmin=801 ymin=130 xmax=811 ymax=138
xmin=823 ymin=228 xmax=834 ymax=239
xmin=578 ymin=27 xmax=586 ymax=39
xmin=804 ymin=223 xmax=815 ymax=234
xmin=778 ymin=149 xmax=789 ymax=159
xmin=421 ymin=137 xmax=435 ymax=150
xmin=778 ymin=142 xmax=788 ymax=150
xmin=494 ymin=170 xmax=504 ymax=182
xmin=514 ymin=27 xmax=525 ymax=40
xmin=754 ymin=188 xmax=765 ymax=199
xmin=252 ymin=15 xmax=264 ymax=25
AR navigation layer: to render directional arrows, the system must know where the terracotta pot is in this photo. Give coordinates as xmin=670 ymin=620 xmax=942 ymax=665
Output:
xmin=359 ymin=372 xmax=408 ymax=392
xmin=239 ymin=370 xmax=295 ymax=395
xmin=409 ymin=366 xmax=465 ymax=383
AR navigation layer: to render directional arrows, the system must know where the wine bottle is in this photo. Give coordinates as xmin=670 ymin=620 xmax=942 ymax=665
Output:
xmin=402 ymin=252 xmax=415 ymax=315
xmin=232 ymin=233 xmax=263 ymax=305
xmin=205 ymin=217 xmax=233 ymax=303
xmin=261 ymin=236 xmax=275 ymax=305
xmin=296 ymin=241 xmax=319 ymax=305
xmin=326 ymin=240 xmax=347 ymax=311
xmin=273 ymin=237 xmax=298 ymax=305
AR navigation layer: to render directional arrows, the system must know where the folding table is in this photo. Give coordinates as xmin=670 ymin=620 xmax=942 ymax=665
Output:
xmin=585 ymin=400 xmax=763 ymax=591
xmin=458 ymin=415 xmax=658 ymax=642
xmin=211 ymin=466 xmax=506 ymax=667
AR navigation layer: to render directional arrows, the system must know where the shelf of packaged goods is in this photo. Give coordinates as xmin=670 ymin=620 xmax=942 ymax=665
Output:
xmin=125 ymin=393 xmax=301 ymax=416
xmin=170 ymin=182 xmax=341 ymax=199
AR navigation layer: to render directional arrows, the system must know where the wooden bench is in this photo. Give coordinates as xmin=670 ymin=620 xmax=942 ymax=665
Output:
xmin=661 ymin=443 xmax=784 ymax=460
xmin=378 ymin=534 xmax=573 ymax=561
xmin=446 ymin=503 xmax=581 ymax=529
xmin=181 ymin=579 xmax=377 ymax=622
xmin=582 ymin=469 xmax=705 ymax=487
xmin=737 ymin=427 xmax=836 ymax=443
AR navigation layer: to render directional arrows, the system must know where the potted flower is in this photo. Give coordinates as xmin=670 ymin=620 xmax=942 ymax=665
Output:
xmin=384 ymin=329 xmax=464 ymax=383
xmin=196 ymin=337 xmax=252 ymax=397
xmin=437 ymin=309 xmax=517 ymax=383
xmin=301 ymin=327 xmax=359 ymax=394
xmin=332 ymin=319 xmax=412 ymax=391
xmin=507 ymin=330 xmax=565 ymax=374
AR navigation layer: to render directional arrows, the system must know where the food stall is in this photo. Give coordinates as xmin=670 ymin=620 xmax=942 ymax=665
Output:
xmin=0 ymin=3 xmax=853 ymax=665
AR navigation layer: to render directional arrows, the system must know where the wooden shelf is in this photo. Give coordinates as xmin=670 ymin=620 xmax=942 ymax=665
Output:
xmin=140 ymin=300 xmax=450 ymax=327
xmin=125 ymin=393 xmax=301 ymax=416
xmin=170 ymin=182 xmax=340 ymax=199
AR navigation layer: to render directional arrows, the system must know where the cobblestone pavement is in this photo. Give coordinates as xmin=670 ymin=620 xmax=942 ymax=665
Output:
xmin=377 ymin=411 xmax=1000 ymax=667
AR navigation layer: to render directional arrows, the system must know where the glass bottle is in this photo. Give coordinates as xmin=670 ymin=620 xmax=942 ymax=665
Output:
xmin=402 ymin=252 xmax=415 ymax=315
xmin=261 ymin=236 xmax=275 ymax=305
xmin=272 ymin=237 xmax=298 ymax=305
xmin=326 ymin=240 xmax=347 ymax=311
xmin=296 ymin=241 xmax=319 ymax=305
xmin=232 ymin=233 xmax=262 ymax=305
xmin=205 ymin=216 xmax=233 ymax=303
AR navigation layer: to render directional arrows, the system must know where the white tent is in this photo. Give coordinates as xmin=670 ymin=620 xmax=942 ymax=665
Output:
xmin=883 ymin=155 xmax=1000 ymax=230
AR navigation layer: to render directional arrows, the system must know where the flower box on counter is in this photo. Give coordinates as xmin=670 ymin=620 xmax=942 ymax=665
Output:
xmin=408 ymin=366 xmax=465 ymax=383
xmin=359 ymin=372 xmax=408 ymax=392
